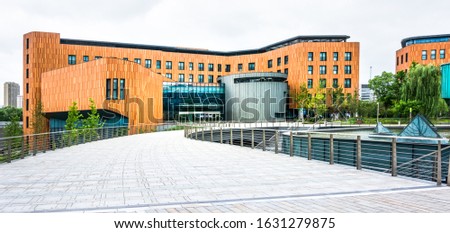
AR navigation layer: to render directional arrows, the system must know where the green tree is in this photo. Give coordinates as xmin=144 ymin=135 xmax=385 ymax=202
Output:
xmin=368 ymin=71 xmax=402 ymax=111
xmin=65 ymin=102 xmax=82 ymax=145
xmin=82 ymin=98 xmax=104 ymax=140
xmin=4 ymin=115 xmax=23 ymax=152
xmin=308 ymin=87 xmax=327 ymax=122
xmin=32 ymin=101 xmax=46 ymax=134
xmin=0 ymin=106 xmax=22 ymax=121
xmin=330 ymin=86 xmax=345 ymax=118
xmin=294 ymin=83 xmax=310 ymax=122
xmin=401 ymin=64 xmax=446 ymax=118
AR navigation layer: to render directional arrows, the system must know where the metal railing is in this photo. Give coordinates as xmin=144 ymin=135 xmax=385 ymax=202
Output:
xmin=0 ymin=123 xmax=181 ymax=164
xmin=185 ymin=124 xmax=450 ymax=186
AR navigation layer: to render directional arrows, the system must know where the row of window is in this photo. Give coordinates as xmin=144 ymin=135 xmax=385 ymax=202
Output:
xmin=105 ymin=78 xmax=126 ymax=100
xmin=307 ymin=78 xmax=352 ymax=89
xmin=308 ymin=65 xmax=352 ymax=75
xmin=165 ymin=74 xmax=219 ymax=83
xmin=308 ymin=52 xmax=352 ymax=62
xmin=397 ymin=49 xmax=447 ymax=65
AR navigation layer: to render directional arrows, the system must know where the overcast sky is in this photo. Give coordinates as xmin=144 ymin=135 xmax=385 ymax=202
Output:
xmin=1 ymin=0 xmax=450 ymax=105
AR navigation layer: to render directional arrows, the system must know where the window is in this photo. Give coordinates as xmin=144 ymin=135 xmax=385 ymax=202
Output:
xmin=26 ymin=38 xmax=29 ymax=49
xmin=344 ymin=78 xmax=351 ymax=88
xmin=238 ymin=64 xmax=243 ymax=71
xmin=208 ymin=63 xmax=214 ymax=72
xmin=120 ymin=79 xmax=125 ymax=100
xmin=284 ymin=55 xmax=288 ymax=65
xmin=189 ymin=62 xmax=194 ymax=71
xmin=344 ymin=52 xmax=352 ymax=61
xmin=26 ymin=69 xmax=29 ymax=78
xmin=179 ymin=74 xmax=185 ymax=82
xmin=95 ymin=56 xmax=102 ymax=60
xmin=165 ymin=73 xmax=172 ymax=79
xmin=225 ymin=64 xmax=231 ymax=72
xmin=277 ymin=57 xmax=281 ymax=66
xmin=277 ymin=70 xmax=281 ymax=73
xmin=178 ymin=62 xmax=185 ymax=70
xmin=156 ymin=60 xmax=161 ymax=69
xmin=112 ymin=79 xmax=118 ymax=100
xmin=134 ymin=58 xmax=141 ymax=64
xmin=422 ymin=50 xmax=427 ymax=60
xmin=440 ymin=49 xmax=446 ymax=59
xmin=431 ymin=50 xmax=436 ymax=60
xmin=320 ymin=65 xmax=327 ymax=75
xmin=189 ymin=74 xmax=193 ymax=82
xmin=308 ymin=65 xmax=313 ymax=75
xmin=320 ymin=52 xmax=327 ymax=61
xmin=145 ymin=59 xmax=152 ymax=68
xmin=26 ymin=54 xmax=29 ymax=64
xmin=123 ymin=57 xmax=128 ymax=61
xmin=26 ymin=83 xmax=29 ymax=94
xmin=83 ymin=56 xmax=89 ymax=62
xmin=344 ymin=65 xmax=352 ymax=74
xmin=198 ymin=63 xmax=204 ymax=71
xmin=218 ymin=64 xmax=222 ymax=72
xmin=198 ymin=74 xmax=204 ymax=83
xmin=401 ymin=55 xmax=404 ymax=64
xmin=268 ymin=59 xmax=273 ymax=68
xmin=406 ymin=53 xmax=409 ymax=62
xmin=26 ymin=99 xmax=29 ymax=111
xmin=248 ymin=63 xmax=255 ymax=71
xmin=308 ymin=52 xmax=314 ymax=61
xmin=166 ymin=61 xmax=172 ymax=69
xmin=333 ymin=78 xmax=338 ymax=88
xmin=396 ymin=57 xmax=399 ymax=66
xmin=208 ymin=75 xmax=214 ymax=83
xmin=333 ymin=52 xmax=338 ymax=61
xmin=320 ymin=79 xmax=326 ymax=88
xmin=68 ymin=55 xmax=76 ymax=65
xmin=333 ymin=65 xmax=338 ymax=74
xmin=284 ymin=68 xmax=288 ymax=74
xmin=307 ymin=79 xmax=313 ymax=89
xmin=106 ymin=79 xmax=111 ymax=100
xmin=26 ymin=117 xmax=29 ymax=128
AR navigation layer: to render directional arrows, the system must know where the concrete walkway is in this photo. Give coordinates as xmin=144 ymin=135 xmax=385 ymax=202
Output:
xmin=0 ymin=130 xmax=449 ymax=213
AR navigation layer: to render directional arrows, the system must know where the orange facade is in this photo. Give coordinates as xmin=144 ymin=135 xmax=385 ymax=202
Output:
xmin=396 ymin=36 xmax=450 ymax=73
xmin=23 ymin=32 xmax=359 ymax=134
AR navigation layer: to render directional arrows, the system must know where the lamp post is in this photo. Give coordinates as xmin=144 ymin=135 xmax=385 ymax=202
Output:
xmin=377 ymin=102 xmax=380 ymax=123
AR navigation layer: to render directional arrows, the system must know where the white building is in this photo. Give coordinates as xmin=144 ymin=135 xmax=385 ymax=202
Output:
xmin=360 ymin=84 xmax=376 ymax=101
xmin=3 ymin=82 xmax=20 ymax=107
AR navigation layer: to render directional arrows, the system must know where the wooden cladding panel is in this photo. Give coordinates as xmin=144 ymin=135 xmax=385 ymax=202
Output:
xmin=396 ymin=42 xmax=450 ymax=72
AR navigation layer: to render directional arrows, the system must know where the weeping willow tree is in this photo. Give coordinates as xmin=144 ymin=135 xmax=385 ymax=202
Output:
xmin=401 ymin=63 xmax=448 ymax=118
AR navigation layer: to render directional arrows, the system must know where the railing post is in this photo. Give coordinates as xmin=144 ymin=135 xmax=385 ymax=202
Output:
xmin=202 ymin=128 xmax=205 ymax=141
xmin=230 ymin=128 xmax=233 ymax=145
xmin=356 ymin=136 xmax=361 ymax=170
xmin=251 ymin=129 xmax=254 ymax=149
xmin=42 ymin=135 xmax=46 ymax=153
xmin=275 ymin=130 xmax=279 ymax=154
xmin=289 ymin=131 xmax=293 ymax=157
xmin=240 ymin=129 xmax=244 ymax=147
xmin=392 ymin=138 xmax=397 ymax=176
xmin=437 ymin=140 xmax=442 ymax=186
xmin=7 ymin=141 xmax=11 ymax=163
xmin=195 ymin=127 xmax=198 ymax=140
xmin=447 ymin=149 xmax=450 ymax=187
xmin=330 ymin=134 xmax=334 ymax=165
xmin=21 ymin=136 xmax=25 ymax=159
xmin=33 ymin=134 xmax=37 ymax=156
xmin=262 ymin=129 xmax=266 ymax=151
xmin=308 ymin=133 xmax=312 ymax=160
xmin=220 ymin=127 xmax=223 ymax=144
xmin=210 ymin=127 xmax=213 ymax=142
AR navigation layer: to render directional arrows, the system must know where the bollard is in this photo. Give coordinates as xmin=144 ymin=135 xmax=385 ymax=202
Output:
xmin=307 ymin=133 xmax=312 ymax=160
xmin=330 ymin=134 xmax=334 ymax=165
xmin=289 ymin=131 xmax=293 ymax=157
xmin=230 ymin=128 xmax=233 ymax=145
xmin=392 ymin=138 xmax=397 ymax=176
xmin=356 ymin=136 xmax=361 ymax=170
xmin=275 ymin=130 xmax=279 ymax=154
xmin=240 ymin=129 xmax=244 ymax=147
xmin=220 ymin=128 xmax=223 ymax=144
xmin=437 ymin=141 xmax=442 ymax=186
xmin=210 ymin=127 xmax=213 ymax=142
xmin=262 ymin=129 xmax=266 ymax=151
xmin=251 ymin=129 xmax=254 ymax=149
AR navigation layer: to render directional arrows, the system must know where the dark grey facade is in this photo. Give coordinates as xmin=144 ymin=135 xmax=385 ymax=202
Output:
xmin=218 ymin=72 xmax=288 ymax=122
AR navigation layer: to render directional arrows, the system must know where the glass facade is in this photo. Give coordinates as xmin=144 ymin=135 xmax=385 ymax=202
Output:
xmin=163 ymin=82 xmax=225 ymax=121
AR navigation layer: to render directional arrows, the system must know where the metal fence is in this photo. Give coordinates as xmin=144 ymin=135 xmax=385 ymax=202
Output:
xmin=0 ymin=123 xmax=180 ymax=164
xmin=185 ymin=125 xmax=450 ymax=186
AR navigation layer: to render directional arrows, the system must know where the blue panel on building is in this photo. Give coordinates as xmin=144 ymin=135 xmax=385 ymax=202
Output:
xmin=442 ymin=63 xmax=450 ymax=99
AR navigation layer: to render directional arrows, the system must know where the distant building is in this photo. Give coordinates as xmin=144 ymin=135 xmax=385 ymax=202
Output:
xmin=360 ymin=84 xmax=375 ymax=101
xmin=17 ymin=95 xmax=23 ymax=109
xmin=3 ymin=82 xmax=20 ymax=107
